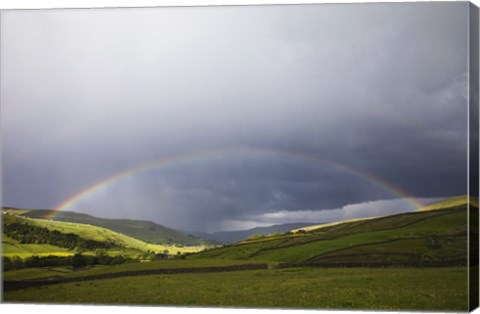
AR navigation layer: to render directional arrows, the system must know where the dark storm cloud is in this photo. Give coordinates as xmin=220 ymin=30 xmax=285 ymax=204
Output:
xmin=1 ymin=3 xmax=470 ymax=231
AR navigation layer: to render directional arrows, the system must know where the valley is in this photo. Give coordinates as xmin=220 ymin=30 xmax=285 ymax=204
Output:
xmin=2 ymin=195 xmax=478 ymax=311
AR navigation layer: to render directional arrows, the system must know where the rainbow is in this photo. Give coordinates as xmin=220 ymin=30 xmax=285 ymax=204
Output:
xmin=47 ymin=147 xmax=425 ymax=220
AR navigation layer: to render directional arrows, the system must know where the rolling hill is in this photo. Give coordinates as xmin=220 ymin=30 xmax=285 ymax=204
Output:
xmin=189 ymin=196 xmax=478 ymax=266
xmin=4 ymin=208 xmax=209 ymax=246
xmin=2 ymin=212 xmax=206 ymax=259
xmin=416 ymin=195 xmax=479 ymax=212
xmin=190 ymin=222 xmax=317 ymax=244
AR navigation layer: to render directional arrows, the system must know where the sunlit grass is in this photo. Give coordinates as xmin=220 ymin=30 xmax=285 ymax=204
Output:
xmin=2 ymin=215 xmax=206 ymax=261
xmin=26 ymin=217 xmax=205 ymax=254
xmin=4 ymin=267 xmax=468 ymax=311
xmin=192 ymin=205 xmax=470 ymax=263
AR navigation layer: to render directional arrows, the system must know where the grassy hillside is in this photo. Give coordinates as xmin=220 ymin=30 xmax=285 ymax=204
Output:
xmin=194 ymin=222 xmax=316 ymax=244
xmin=3 ymin=259 xmax=263 ymax=281
xmin=11 ymin=208 xmax=207 ymax=246
xmin=291 ymin=216 xmax=379 ymax=233
xmin=3 ymin=235 xmax=74 ymax=259
xmin=4 ymin=266 xmax=468 ymax=311
xmin=190 ymin=197 xmax=477 ymax=266
xmin=2 ymin=212 xmax=205 ymax=259
xmin=4 ymin=196 xmax=474 ymax=311
xmin=290 ymin=196 xmax=477 ymax=233
xmin=416 ymin=195 xmax=478 ymax=211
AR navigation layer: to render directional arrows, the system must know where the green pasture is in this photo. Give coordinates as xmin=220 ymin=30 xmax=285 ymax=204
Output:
xmin=2 ymin=197 xmax=474 ymax=311
xmin=417 ymin=195 xmax=478 ymax=212
xmin=3 ymin=258 xmax=267 ymax=281
xmin=191 ymin=205 xmax=470 ymax=263
xmin=3 ymin=266 xmax=468 ymax=311
xmin=2 ymin=235 xmax=75 ymax=259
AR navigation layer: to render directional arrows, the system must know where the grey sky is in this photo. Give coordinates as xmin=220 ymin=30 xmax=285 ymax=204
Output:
xmin=1 ymin=3 xmax=470 ymax=232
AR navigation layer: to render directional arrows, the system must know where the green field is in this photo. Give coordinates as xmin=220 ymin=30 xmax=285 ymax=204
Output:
xmin=3 ymin=259 xmax=266 ymax=281
xmin=3 ymin=235 xmax=74 ymax=259
xmin=417 ymin=195 xmax=479 ymax=212
xmin=190 ymin=203 xmax=473 ymax=264
xmin=2 ymin=196 xmax=476 ymax=311
xmin=3 ymin=266 xmax=468 ymax=311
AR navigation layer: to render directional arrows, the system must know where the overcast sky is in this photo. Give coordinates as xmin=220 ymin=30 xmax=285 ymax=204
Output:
xmin=1 ymin=2 xmax=470 ymax=232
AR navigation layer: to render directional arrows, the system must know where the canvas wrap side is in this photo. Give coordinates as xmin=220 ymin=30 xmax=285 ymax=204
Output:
xmin=469 ymin=2 xmax=479 ymax=311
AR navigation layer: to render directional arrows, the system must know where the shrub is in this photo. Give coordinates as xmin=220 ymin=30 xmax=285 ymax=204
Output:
xmin=72 ymin=253 xmax=88 ymax=269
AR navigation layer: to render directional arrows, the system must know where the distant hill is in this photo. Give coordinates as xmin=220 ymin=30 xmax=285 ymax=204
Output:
xmin=189 ymin=196 xmax=478 ymax=267
xmin=4 ymin=208 xmax=209 ymax=246
xmin=191 ymin=222 xmax=317 ymax=244
xmin=290 ymin=216 xmax=379 ymax=233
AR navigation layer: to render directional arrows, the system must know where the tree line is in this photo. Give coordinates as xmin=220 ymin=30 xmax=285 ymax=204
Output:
xmin=4 ymin=222 xmax=113 ymax=250
xmin=3 ymin=253 xmax=130 ymax=271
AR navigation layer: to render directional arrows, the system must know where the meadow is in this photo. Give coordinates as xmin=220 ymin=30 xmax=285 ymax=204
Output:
xmin=3 ymin=265 xmax=468 ymax=311
xmin=3 ymin=259 xmax=266 ymax=281
xmin=191 ymin=203 xmax=471 ymax=265
xmin=2 ymin=197 xmax=476 ymax=311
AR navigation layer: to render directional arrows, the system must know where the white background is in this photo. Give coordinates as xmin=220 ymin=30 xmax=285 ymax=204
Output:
xmin=0 ymin=1 xmax=478 ymax=314
xmin=0 ymin=0 xmax=479 ymax=10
